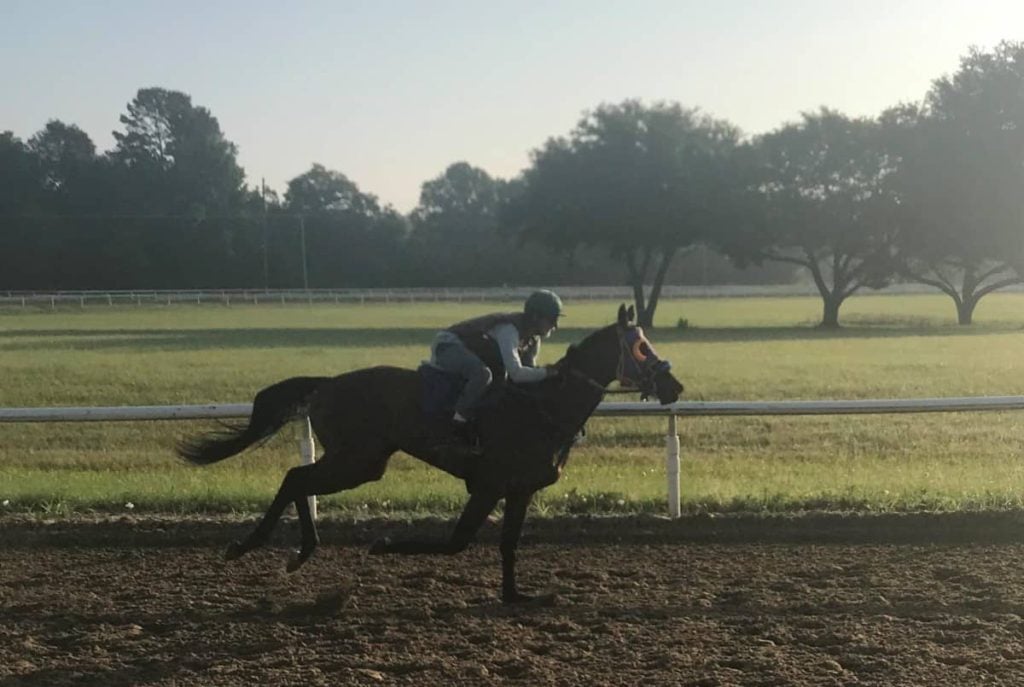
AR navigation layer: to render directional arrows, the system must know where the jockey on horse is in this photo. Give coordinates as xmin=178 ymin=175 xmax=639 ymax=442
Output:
xmin=428 ymin=290 xmax=564 ymax=453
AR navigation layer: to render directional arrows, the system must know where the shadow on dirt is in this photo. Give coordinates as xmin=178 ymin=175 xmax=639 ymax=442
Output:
xmin=4 ymin=511 xmax=1024 ymax=549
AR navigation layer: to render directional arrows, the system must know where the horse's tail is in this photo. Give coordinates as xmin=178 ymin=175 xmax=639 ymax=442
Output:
xmin=176 ymin=376 xmax=328 ymax=466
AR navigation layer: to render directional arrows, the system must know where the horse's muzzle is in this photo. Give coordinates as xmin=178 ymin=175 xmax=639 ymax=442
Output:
xmin=653 ymin=369 xmax=684 ymax=405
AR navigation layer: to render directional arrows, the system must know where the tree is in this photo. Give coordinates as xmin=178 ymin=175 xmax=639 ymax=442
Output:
xmin=109 ymin=87 xmax=249 ymax=287
xmin=733 ymin=109 xmax=898 ymax=327
xmin=283 ymin=163 xmax=380 ymax=216
xmin=27 ymin=121 xmax=97 ymax=199
xmin=0 ymin=132 xmax=43 ymax=289
xmin=281 ymin=164 xmax=408 ymax=287
xmin=23 ymin=121 xmax=116 ymax=289
xmin=504 ymin=100 xmax=741 ymax=327
xmin=0 ymin=131 xmax=40 ymax=215
xmin=883 ymin=42 xmax=1024 ymax=324
xmin=409 ymin=162 xmax=517 ymax=285
xmin=111 ymin=87 xmax=245 ymax=213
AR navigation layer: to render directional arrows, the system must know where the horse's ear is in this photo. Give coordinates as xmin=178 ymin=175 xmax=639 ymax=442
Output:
xmin=617 ymin=304 xmax=628 ymax=327
xmin=627 ymin=305 xmax=635 ymax=323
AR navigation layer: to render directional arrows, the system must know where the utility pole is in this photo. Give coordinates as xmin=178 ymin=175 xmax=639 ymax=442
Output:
xmin=261 ymin=178 xmax=269 ymax=292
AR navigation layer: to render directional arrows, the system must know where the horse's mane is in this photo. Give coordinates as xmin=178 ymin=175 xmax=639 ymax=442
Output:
xmin=551 ymin=322 xmax=618 ymax=367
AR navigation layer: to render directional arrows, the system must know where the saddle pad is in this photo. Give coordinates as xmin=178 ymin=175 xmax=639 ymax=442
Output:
xmin=418 ymin=364 xmax=466 ymax=419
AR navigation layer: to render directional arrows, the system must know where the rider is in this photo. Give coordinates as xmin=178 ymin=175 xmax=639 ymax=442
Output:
xmin=430 ymin=290 xmax=563 ymax=442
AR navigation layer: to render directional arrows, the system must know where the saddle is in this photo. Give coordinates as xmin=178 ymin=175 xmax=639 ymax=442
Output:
xmin=417 ymin=363 xmax=512 ymax=420
xmin=418 ymin=364 xmax=467 ymax=419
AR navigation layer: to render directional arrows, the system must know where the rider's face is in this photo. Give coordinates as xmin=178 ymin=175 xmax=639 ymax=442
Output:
xmin=538 ymin=316 xmax=558 ymax=338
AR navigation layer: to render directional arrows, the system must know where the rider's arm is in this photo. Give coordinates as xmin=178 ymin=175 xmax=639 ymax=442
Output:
xmin=490 ymin=323 xmax=549 ymax=383
xmin=520 ymin=336 xmax=539 ymax=367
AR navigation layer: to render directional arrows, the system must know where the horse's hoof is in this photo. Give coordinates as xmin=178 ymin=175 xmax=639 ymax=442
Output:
xmin=368 ymin=537 xmax=391 ymax=555
xmin=503 ymin=592 xmax=532 ymax=605
xmin=224 ymin=541 xmax=247 ymax=561
xmin=502 ymin=591 xmax=557 ymax=606
xmin=286 ymin=549 xmax=314 ymax=573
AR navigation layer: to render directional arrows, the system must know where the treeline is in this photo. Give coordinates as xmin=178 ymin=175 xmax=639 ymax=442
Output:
xmin=0 ymin=95 xmax=788 ymax=295
xmin=2 ymin=42 xmax=1023 ymax=327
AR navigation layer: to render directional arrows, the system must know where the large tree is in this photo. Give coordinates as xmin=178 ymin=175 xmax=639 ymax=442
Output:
xmin=111 ymin=87 xmax=245 ymax=214
xmin=731 ymin=109 xmax=898 ymax=327
xmin=883 ymin=42 xmax=1024 ymax=324
xmin=108 ymin=88 xmax=250 ymax=287
xmin=504 ymin=100 xmax=741 ymax=327
xmin=23 ymin=121 xmax=115 ymax=288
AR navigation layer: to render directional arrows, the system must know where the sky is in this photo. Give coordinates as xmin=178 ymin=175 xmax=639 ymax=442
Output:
xmin=2 ymin=0 xmax=1021 ymax=212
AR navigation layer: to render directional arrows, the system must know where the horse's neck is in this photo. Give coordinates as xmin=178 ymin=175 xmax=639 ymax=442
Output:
xmin=540 ymin=326 xmax=618 ymax=429
xmin=573 ymin=332 xmax=620 ymax=389
xmin=542 ymin=375 xmax=605 ymax=433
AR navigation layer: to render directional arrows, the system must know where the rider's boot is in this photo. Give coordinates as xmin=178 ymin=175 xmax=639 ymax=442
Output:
xmin=428 ymin=414 xmax=481 ymax=468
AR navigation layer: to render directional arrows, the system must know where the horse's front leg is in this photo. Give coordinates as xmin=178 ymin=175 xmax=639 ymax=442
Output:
xmin=500 ymin=488 xmax=539 ymax=604
xmin=370 ymin=490 xmax=500 ymax=555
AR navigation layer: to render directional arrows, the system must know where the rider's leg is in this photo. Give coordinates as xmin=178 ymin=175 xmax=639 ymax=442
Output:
xmin=433 ymin=342 xmax=492 ymax=424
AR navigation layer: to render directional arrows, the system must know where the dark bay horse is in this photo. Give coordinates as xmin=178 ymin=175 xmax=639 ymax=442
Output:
xmin=177 ymin=304 xmax=683 ymax=604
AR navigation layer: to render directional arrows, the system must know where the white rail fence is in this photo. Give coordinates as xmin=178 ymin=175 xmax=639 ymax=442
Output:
xmin=0 ymin=286 xmax=817 ymax=309
xmin=5 ymin=396 xmax=1024 ymax=517
xmin=6 ymin=282 xmax=1016 ymax=309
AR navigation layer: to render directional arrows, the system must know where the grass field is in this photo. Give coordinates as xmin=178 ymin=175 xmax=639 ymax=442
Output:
xmin=2 ymin=293 xmax=1024 ymax=516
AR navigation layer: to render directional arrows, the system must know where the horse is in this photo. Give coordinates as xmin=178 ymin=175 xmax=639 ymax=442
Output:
xmin=177 ymin=304 xmax=683 ymax=604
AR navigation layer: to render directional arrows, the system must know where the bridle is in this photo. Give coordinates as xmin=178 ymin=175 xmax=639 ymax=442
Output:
xmin=556 ymin=325 xmax=670 ymax=400
xmin=615 ymin=325 xmax=671 ymax=400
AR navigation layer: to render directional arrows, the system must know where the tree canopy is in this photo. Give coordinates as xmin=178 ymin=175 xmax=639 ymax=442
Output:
xmin=504 ymin=100 xmax=741 ymax=326
xmin=726 ymin=109 xmax=898 ymax=327
xmin=2 ymin=41 xmax=1023 ymax=316
xmin=882 ymin=41 xmax=1024 ymax=324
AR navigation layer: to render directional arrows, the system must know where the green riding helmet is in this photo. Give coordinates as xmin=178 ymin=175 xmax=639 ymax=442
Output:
xmin=524 ymin=290 xmax=564 ymax=321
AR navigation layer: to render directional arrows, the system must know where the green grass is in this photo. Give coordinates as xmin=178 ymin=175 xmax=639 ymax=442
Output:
xmin=2 ymin=293 xmax=1024 ymax=516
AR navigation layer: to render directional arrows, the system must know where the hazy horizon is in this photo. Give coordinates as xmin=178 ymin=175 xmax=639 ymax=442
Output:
xmin=3 ymin=0 xmax=1021 ymax=211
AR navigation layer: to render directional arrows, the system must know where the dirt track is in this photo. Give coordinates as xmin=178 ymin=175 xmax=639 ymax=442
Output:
xmin=5 ymin=513 xmax=1024 ymax=686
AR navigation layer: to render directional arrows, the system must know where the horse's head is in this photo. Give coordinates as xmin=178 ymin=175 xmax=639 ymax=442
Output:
xmin=613 ymin=304 xmax=683 ymax=404
xmin=561 ymin=304 xmax=683 ymax=405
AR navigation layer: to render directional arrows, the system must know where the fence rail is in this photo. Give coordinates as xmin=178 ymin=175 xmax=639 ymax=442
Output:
xmin=5 ymin=282 xmax=1013 ymax=309
xmin=5 ymin=396 xmax=1024 ymax=518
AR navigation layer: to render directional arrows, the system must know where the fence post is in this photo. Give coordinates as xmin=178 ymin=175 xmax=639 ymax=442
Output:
xmin=666 ymin=414 xmax=681 ymax=518
xmin=298 ymin=416 xmax=318 ymax=520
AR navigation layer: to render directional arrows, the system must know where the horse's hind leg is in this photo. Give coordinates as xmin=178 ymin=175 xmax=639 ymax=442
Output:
xmin=224 ymin=463 xmax=316 ymax=562
xmin=226 ymin=448 xmax=390 ymax=568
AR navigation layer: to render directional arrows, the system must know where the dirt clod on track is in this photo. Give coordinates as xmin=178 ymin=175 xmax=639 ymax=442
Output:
xmin=5 ymin=512 xmax=1024 ymax=686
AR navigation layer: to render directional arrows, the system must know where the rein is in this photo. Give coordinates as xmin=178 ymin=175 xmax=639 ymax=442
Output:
xmin=565 ymin=366 xmax=607 ymax=393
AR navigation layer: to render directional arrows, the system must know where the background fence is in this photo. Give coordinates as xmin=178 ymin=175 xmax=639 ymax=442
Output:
xmin=5 ymin=395 xmax=1024 ymax=518
xmin=6 ymin=283 xmax=1021 ymax=309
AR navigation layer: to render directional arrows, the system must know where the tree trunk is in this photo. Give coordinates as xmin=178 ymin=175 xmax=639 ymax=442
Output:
xmin=641 ymin=247 xmax=678 ymax=329
xmin=635 ymin=292 xmax=654 ymax=328
xmin=820 ymin=295 xmax=842 ymax=328
xmin=631 ymin=283 xmax=650 ymax=327
xmin=956 ymin=296 xmax=976 ymax=325
xmin=625 ymin=249 xmax=648 ymax=327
